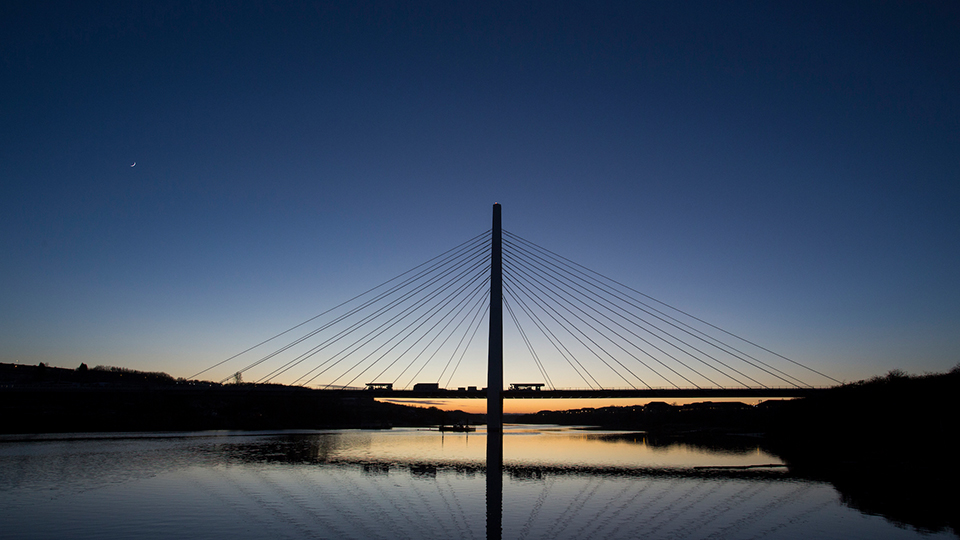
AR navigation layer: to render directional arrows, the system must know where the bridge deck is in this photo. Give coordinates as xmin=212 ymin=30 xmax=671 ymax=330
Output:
xmin=336 ymin=387 xmax=823 ymax=399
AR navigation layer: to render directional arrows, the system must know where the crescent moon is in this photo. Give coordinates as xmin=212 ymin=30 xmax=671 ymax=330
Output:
xmin=131 ymin=162 xmax=136 ymax=167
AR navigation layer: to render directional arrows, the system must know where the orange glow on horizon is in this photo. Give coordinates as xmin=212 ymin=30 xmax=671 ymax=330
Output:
xmin=379 ymin=397 xmax=779 ymax=415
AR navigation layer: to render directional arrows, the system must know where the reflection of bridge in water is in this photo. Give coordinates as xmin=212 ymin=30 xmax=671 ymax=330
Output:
xmin=193 ymin=203 xmax=844 ymax=540
xmin=192 ymin=429 xmax=840 ymax=540
xmin=10 ymin=427 xmax=935 ymax=540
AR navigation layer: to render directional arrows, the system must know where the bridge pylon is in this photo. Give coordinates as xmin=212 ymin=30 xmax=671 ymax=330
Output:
xmin=486 ymin=203 xmax=503 ymax=540
xmin=487 ymin=203 xmax=503 ymax=443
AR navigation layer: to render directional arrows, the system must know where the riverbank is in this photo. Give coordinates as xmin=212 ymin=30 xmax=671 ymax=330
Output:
xmin=514 ymin=369 xmax=959 ymax=463
xmin=0 ymin=363 xmax=482 ymax=433
xmin=515 ymin=368 xmax=960 ymax=535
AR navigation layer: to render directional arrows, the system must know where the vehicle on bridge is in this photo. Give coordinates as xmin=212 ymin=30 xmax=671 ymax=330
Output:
xmin=509 ymin=383 xmax=544 ymax=391
xmin=365 ymin=382 xmax=393 ymax=390
xmin=413 ymin=382 xmax=440 ymax=391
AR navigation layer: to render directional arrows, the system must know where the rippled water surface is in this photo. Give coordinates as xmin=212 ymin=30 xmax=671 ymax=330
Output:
xmin=0 ymin=426 xmax=952 ymax=539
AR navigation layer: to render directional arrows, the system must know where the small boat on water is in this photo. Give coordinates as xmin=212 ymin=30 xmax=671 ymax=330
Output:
xmin=438 ymin=423 xmax=476 ymax=432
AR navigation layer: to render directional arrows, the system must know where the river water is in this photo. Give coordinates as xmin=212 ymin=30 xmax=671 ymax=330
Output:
xmin=0 ymin=425 xmax=953 ymax=540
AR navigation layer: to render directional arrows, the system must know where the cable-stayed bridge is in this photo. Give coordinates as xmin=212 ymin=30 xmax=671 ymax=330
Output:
xmin=191 ymin=204 xmax=838 ymax=402
xmin=188 ymin=203 xmax=841 ymax=540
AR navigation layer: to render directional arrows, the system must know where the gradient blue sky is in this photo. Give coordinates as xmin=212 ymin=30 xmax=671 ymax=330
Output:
xmin=3 ymin=1 xmax=959 ymax=388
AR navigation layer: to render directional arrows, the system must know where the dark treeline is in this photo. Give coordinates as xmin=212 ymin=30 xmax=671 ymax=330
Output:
xmin=768 ymin=367 xmax=958 ymax=466
xmin=517 ymin=367 xmax=960 ymax=535
xmin=515 ymin=367 xmax=959 ymax=463
xmin=0 ymin=363 xmax=481 ymax=433
xmin=0 ymin=362 xmax=182 ymax=387
xmin=516 ymin=400 xmax=778 ymax=434
xmin=515 ymin=367 xmax=959 ymax=475
xmin=766 ymin=367 xmax=960 ymax=534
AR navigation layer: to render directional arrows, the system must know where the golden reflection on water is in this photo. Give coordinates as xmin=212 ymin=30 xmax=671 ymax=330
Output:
xmin=325 ymin=425 xmax=782 ymax=470
xmin=381 ymin=397 xmax=771 ymax=415
xmin=501 ymin=427 xmax=779 ymax=469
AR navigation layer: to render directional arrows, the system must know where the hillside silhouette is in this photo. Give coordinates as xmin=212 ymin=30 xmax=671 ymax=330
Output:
xmin=516 ymin=367 xmax=960 ymax=535
xmin=0 ymin=363 xmax=481 ymax=432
